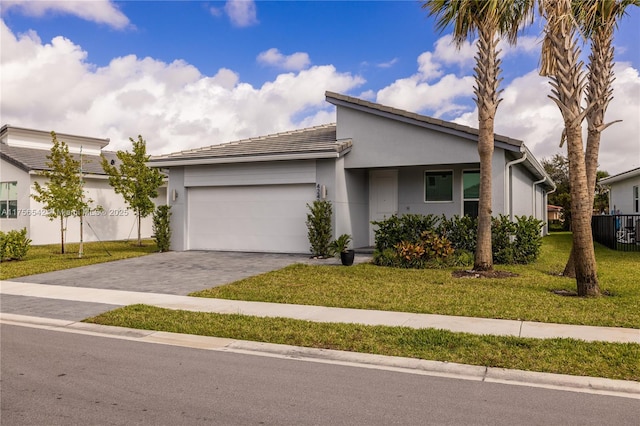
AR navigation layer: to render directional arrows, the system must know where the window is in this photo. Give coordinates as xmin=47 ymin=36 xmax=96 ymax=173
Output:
xmin=425 ymin=171 xmax=453 ymax=202
xmin=463 ymin=170 xmax=480 ymax=218
xmin=0 ymin=182 xmax=18 ymax=219
xmin=634 ymin=185 xmax=639 ymax=213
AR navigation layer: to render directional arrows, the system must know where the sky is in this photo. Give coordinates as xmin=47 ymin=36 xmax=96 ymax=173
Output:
xmin=1 ymin=0 xmax=639 ymax=175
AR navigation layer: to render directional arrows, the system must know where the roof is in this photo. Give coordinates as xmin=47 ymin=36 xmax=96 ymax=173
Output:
xmin=325 ymin=91 xmax=524 ymax=151
xmin=599 ymin=167 xmax=640 ymax=185
xmin=149 ymin=123 xmax=352 ymax=167
xmin=547 ymin=205 xmax=563 ymax=211
xmin=0 ymin=142 xmax=116 ymax=175
xmin=0 ymin=124 xmax=110 ymax=150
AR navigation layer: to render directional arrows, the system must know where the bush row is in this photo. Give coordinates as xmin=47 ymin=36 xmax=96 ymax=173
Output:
xmin=372 ymin=214 xmax=543 ymax=268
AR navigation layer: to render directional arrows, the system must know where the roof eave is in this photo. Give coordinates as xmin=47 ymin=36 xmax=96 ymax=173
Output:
xmin=148 ymin=148 xmax=351 ymax=168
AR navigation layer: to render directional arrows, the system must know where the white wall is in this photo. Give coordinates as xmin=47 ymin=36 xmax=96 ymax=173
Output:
xmin=610 ymin=176 xmax=640 ymax=214
xmin=26 ymin=174 xmax=165 ymax=245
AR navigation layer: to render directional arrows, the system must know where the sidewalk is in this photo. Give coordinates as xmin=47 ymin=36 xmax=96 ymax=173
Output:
xmin=2 ymin=280 xmax=639 ymax=344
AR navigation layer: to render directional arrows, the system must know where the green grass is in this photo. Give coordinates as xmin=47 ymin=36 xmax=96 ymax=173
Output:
xmin=85 ymin=304 xmax=640 ymax=381
xmin=0 ymin=240 xmax=158 ymax=280
xmin=191 ymin=233 xmax=640 ymax=328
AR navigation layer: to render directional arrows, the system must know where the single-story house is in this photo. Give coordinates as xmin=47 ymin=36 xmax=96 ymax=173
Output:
xmin=0 ymin=125 xmax=166 ymax=245
xmin=148 ymin=91 xmax=555 ymax=254
xmin=599 ymin=167 xmax=640 ymax=215
xmin=547 ymin=204 xmax=564 ymax=221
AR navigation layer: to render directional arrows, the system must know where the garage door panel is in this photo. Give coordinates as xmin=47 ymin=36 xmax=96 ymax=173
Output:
xmin=188 ymin=184 xmax=314 ymax=253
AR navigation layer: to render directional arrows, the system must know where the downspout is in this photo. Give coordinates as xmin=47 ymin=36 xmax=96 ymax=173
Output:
xmin=505 ymin=151 xmax=527 ymax=221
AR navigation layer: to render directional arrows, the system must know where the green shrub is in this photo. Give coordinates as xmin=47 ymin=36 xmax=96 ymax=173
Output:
xmin=0 ymin=228 xmax=31 ymax=261
xmin=329 ymin=233 xmax=352 ymax=256
xmin=491 ymin=215 xmax=517 ymax=264
xmin=372 ymin=248 xmax=400 ymax=267
xmin=152 ymin=205 xmax=172 ymax=252
xmin=512 ymin=215 xmax=544 ymax=264
xmin=437 ymin=215 xmax=477 ymax=253
xmin=306 ymin=200 xmax=332 ymax=257
xmin=372 ymin=214 xmax=438 ymax=252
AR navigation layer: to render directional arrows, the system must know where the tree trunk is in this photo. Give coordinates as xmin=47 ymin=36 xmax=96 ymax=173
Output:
xmin=137 ymin=209 xmax=142 ymax=246
xmin=473 ymin=26 xmax=500 ymax=272
xmin=566 ymin=125 xmax=600 ymax=296
xmin=60 ymin=216 xmax=65 ymax=254
xmin=563 ymin=24 xmax=614 ymax=279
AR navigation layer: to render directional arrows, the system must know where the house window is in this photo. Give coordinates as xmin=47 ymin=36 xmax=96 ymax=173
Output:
xmin=634 ymin=186 xmax=639 ymax=213
xmin=0 ymin=182 xmax=18 ymax=219
xmin=425 ymin=171 xmax=453 ymax=202
xmin=463 ymin=170 xmax=480 ymax=218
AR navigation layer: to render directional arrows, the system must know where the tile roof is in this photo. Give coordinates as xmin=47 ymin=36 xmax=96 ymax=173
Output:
xmin=325 ymin=91 xmax=523 ymax=148
xmin=150 ymin=123 xmax=349 ymax=163
xmin=0 ymin=142 xmax=116 ymax=175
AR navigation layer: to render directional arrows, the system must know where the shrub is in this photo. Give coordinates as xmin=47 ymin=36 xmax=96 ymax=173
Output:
xmin=437 ymin=215 xmax=477 ymax=253
xmin=152 ymin=205 xmax=172 ymax=252
xmin=306 ymin=200 xmax=332 ymax=257
xmin=0 ymin=228 xmax=31 ymax=261
xmin=329 ymin=233 xmax=351 ymax=256
xmin=372 ymin=214 xmax=438 ymax=252
xmin=491 ymin=215 xmax=517 ymax=264
xmin=372 ymin=248 xmax=400 ymax=267
xmin=512 ymin=215 xmax=544 ymax=264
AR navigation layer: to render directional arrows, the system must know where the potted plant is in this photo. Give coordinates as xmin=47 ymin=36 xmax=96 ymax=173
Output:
xmin=330 ymin=234 xmax=355 ymax=266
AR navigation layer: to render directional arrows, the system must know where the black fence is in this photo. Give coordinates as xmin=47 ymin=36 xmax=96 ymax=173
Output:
xmin=592 ymin=214 xmax=640 ymax=252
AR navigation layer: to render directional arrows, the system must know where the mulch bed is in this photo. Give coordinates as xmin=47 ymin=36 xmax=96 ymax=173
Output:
xmin=451 ymin=270 xmax=519 ymax=279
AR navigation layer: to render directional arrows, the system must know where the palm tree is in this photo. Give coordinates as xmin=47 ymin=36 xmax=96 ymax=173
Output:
xmin=539 ymin=0 xmax=599 ymax=296
xmin=423 ymin=0 xmax=534 ymax=271
xmin=562 ymin=0 xmax=638 ymax=278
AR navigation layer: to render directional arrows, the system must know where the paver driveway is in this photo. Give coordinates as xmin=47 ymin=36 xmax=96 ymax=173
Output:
xmin=2 ymin=251 xmax=328 ymax=321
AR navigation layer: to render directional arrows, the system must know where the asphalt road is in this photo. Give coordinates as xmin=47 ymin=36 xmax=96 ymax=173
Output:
xmin=2 ymin=324 xmax=638 ymax=426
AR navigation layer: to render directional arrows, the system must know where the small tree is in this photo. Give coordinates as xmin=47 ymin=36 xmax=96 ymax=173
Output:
xmin=101 ymin=135 xmax=164 ymax=246
xmin=32 ymin=132 xmax=94 ymax=254
xmin=306 ymin=200 xmax=332 ymax=257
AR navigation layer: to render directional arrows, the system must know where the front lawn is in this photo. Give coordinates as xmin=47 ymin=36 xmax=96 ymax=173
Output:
xmin=0 ymin=240 xmax=158 ymax=280
xmin=85 ymin=304 xmax=640 ymax=381
xmin=191 ymin=233 xmax=640 ymax=328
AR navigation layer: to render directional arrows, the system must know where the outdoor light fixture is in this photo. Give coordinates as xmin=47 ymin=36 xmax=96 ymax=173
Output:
xmin=172 ymin=189 xmax=178 ymax=201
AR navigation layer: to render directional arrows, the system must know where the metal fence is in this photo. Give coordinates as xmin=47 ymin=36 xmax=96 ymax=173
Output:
xmin=592 ymin=214 xmax=640 ymax=252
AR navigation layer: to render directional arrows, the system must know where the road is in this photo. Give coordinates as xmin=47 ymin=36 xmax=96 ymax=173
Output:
xmin=2 ymin=324 xmax=638 ymax=425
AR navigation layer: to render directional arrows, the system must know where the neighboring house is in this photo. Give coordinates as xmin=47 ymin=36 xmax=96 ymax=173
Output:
xmin=0 ymin=125 xmax=166 ymax=245
xmin=547 ymin=204 xmax=564 ymax=221
xmin=149 ymin=92 xmax=555 ymax=254
xmin=599 ymin=167 xmax=640 ymax=215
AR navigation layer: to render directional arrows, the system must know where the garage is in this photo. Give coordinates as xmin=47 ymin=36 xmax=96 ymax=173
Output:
xmin=187 ymin=184 xmax=316 ymax=253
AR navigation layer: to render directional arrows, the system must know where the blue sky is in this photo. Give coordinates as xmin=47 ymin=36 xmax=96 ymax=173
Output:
xmin=1 ymin=1 xmax=639 ymax=174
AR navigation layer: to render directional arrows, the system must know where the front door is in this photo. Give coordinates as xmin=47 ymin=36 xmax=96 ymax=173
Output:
xmin=369 ymin=170 xmax=398 ymax=246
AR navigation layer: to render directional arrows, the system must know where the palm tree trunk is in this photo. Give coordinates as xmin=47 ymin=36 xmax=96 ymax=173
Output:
xmin=563 ymin=20 xmax=615 ymax=279
xmin=473 ymin=25 xmax=500 ymax=271
xmin=541 ymin=0 xmax=599 ymax=296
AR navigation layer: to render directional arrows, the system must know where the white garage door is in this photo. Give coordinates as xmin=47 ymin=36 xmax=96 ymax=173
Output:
xmin=187 ymin=184 xmax=315 ymax=253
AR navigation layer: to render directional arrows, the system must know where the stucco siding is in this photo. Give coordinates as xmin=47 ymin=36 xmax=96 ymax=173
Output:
xmin=337 ymin=108 xmax=481 ymax=169
xmin=184 ymin=161 xmax=316 ymax=187
xmin=609 ymin=176 xmax=640 ymax=214
xmin=168 ymin=166 xmax=187 ymax=251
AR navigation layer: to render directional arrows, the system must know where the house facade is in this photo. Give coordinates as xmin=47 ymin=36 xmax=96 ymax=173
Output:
xmin=0 ymin=125 xmax=166 ymax=245
xmin=149 ymin=92 xmax=555 ymax=254
xmin=600 ymin=167 xmax=640 ymax=215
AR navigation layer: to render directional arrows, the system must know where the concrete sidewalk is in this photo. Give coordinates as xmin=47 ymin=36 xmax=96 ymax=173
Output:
xmin=2 ymin=280 xmax=639 ymax=344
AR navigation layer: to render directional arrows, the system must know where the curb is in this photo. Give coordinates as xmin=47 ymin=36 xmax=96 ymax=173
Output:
xmin=2 ymin=313 xmax=639 ymax=399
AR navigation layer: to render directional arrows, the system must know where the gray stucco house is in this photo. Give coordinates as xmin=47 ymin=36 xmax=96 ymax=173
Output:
xmin=149 ymin=92 xmax=555 ymax=253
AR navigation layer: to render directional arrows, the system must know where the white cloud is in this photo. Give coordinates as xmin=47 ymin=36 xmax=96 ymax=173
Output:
xmin=376 ymin=58 xmax=398 ymax=69
xmin=224 ymin=0 xmax=258 ymax=28
xmin=453 ymin=65 xmax=640 ymax=175
xmin=1 ymin=0 xmax=130 ymax=30
xmin=0 ymin=20 xmax=363 ymax=155
xmin=257 ymin=48 xmax=311 ymax=71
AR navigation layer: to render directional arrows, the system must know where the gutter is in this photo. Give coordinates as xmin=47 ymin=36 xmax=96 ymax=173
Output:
xmin=505 ymin=151 xmax=527 ymax=221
